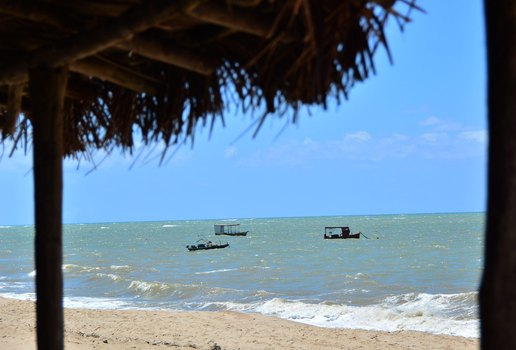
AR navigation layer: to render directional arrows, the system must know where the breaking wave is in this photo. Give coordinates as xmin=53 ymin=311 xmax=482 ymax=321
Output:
xmin=201 ymin=292 xmax=479 ymax=338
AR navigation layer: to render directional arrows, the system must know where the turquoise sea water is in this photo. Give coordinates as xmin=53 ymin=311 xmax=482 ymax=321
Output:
xmin=0 ymin=213 xmax=483 ymax=338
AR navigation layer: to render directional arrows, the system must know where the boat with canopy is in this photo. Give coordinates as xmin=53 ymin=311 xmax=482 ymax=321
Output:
xmin=323 ymin=226 xmax=361 ymax=239
xmin=214 ymin=223 xmax=248 ymax=236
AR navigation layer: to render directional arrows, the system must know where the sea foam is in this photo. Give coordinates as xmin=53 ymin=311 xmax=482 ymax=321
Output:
xmin=204 ymin=292 xmax=479 ymax=338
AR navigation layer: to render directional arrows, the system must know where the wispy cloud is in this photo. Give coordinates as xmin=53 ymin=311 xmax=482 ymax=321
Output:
xmin=419 ymin=116 xmax=465 ymax=132
xmin=224 ymin=146 xmax=237 ymax=159
xmin=236 ymin=116 xmax=487 ymax=167
xmin=458 ymin=130 xmax=487 ymax=143
xmin=420 ymin=116 xmax=441 ymax=127
xmin=420 ymin=132 xmax=449 ymax=145
xmin=344 ymin=131 xmax=371 ymax=142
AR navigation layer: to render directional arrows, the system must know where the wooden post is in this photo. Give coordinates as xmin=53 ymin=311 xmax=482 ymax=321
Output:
xmin=29 ymin=66 xmax=68 ymax=350
xmin=480 ymin=1 xmax=516 ymax=349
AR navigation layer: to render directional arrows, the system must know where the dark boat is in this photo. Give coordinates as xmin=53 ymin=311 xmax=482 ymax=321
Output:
xmin=214 ymin=223 xmax=248 ymax=236
xmin=186 ymin=239 xmax=229 ymax=251
xmin=323 ymin=226 xmax=361 ymax=239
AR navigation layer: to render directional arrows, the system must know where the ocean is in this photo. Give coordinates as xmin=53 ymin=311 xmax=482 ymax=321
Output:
xmin=0 ymin=213 xmax=483 ymax=338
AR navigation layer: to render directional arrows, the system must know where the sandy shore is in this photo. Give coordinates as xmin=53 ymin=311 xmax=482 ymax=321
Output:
xmin=0 ymin=297 xmax=478 ymax=350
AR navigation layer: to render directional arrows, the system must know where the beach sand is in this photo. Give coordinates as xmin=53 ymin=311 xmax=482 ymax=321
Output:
xmin=0 ymin=297 xmax=478 ymax=350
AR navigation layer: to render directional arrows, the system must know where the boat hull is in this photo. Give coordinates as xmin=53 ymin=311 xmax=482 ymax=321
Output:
xmin=323 ymin=233 xmax=360 ymax=239
xmin=186 ymin=243 xmax=229 ymax=251
xmin=215 ymin=231 xmax=248 ymax=236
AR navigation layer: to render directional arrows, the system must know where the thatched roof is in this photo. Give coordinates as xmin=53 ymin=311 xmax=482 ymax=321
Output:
xmin=0 ymin=0 xmax=418 ymax=159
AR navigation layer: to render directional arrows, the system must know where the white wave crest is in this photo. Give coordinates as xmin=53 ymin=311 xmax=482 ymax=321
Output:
xmin=63 ymin=296 xmax=134 ymax=310
xmin=63 ymin=264 xmax=101 ymax=273
xmin=208 ymin=292 xmax=479 ymax=338
xmin=195 ymin=268 xmax=239 ymax=275
xmin=0 ymin=292 xmax=36 ymax=301
xmin=241 ymin=266 xmax=272 ymax=271
xmin=195 ymin=266 xmax=271 ymax=275
xmin=110 ymin=265 xmax=132 ymax=272
xmin=96 ymin=273 xmax=122 ymax=282
xmin=384 ymin=292 xmax=478 ymax=319
xmin=128 ymin=280 xmax=171 ymax=296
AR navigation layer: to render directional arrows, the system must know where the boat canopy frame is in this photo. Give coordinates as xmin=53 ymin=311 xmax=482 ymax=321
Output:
xmin=324 ymin=226 xmax=351 ymax=234
xmin=215 ymin=223 xmax=244 ymax=234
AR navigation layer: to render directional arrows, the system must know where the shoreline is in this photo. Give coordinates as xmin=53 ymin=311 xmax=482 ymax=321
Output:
xmin=0 ymin=297 xmax=479 ymax=350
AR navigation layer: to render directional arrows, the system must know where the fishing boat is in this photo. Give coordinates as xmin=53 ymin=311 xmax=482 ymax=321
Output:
xmin=186 ymin=239 xmax=229 ymax=251
xmin=214 ymin=223 xmax=248 ymax=236
xmin=323 ymin=226 xmax=361 ymax=239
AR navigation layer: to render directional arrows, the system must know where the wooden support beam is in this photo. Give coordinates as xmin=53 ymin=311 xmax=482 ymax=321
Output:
xmin=57 ymin=1 xmax=133 ymax=18
xmin=29 ymin=65 xmax=68 ymax=350
xmin=0 ymin=0 xmax=204 ymax=85
xmin=116 ymin=35 xmax=216 ymax=76
xmin=480 ymin=0 xmax=516 ymax=348
xmin=0 ymin=0 xmax=76 ymax=29
xmin=70 ymin=56 xmax=160 ymax=95
xmin=1 ymin=55 xmax=160 ymax=96
xmin=187 ymin=2 xmax=299 ymax=42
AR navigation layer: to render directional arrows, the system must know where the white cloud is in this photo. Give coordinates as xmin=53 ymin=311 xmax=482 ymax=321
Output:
xmin=303 ymin=137 xmax=317 ymax=146
xmin=224 ymin=146 xmax=237 ymax=159
xmin=420 ymin=132 xmax=449 ymax=145
xmin=344 ymin=131 xmax=371 ymax=142
xmin=420 ymin=116 xmax=463 ymax=131
xmin=391 ymin=133 xmax=409 ymax=141
xmin=415 ymin=115 xmax=487 ymax=158
xmin=237 ymin=124 xmax=487 ymax=167
xmin=458 ymin=130 xmax=487 ymax=143
xmin=420 ymin=116 xmax=441 ymax=126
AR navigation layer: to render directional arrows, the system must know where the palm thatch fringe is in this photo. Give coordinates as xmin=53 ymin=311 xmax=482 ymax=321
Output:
xmin=0 ymin=0 xmax=417 ymax=158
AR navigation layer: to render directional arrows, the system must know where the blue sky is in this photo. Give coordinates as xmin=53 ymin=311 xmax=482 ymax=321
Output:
xmin=1 ymin=0 xmax=487 ymax=225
